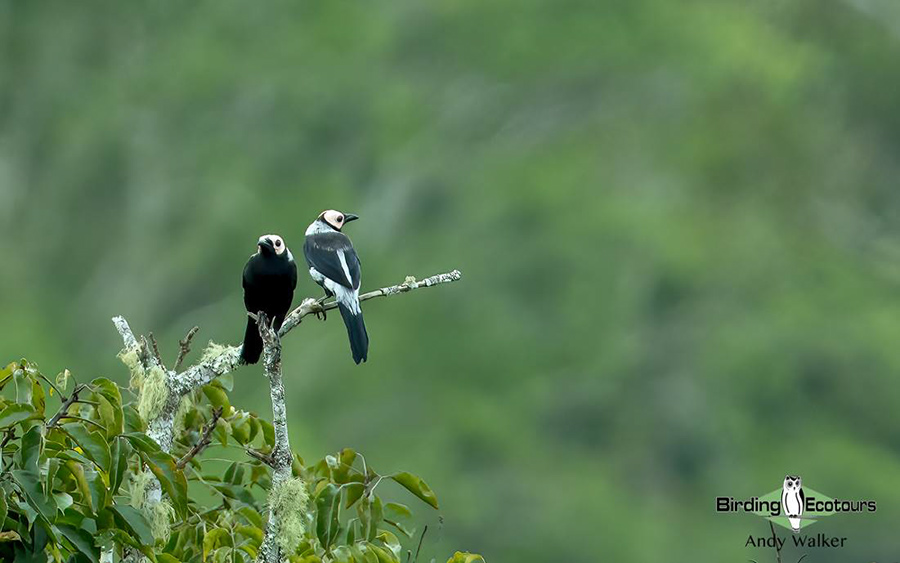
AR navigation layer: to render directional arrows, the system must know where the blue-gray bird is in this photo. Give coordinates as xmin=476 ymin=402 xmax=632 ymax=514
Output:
xmin=303 ymin=210 xmax=368 ymax=364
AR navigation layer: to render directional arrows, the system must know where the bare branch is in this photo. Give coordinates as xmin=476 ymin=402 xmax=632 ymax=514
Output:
xmin=47 ymin=384 xmax=87 ymax=427
xmin=0 ymin=429 xmax=15 ymax=450
xmin=176 ymin=406 xmax=223 ymax=470
xmin=175 ymin=270 xmax=461 ymax=393
xmin=280 ymin=269 xmax=462 ymax=335
xmin=246 ymin=448 xmax=275 ymax=467
xmin=173 ymin=326 xmax=200 ymax=371
xmin=148 ymin=332 xmax=164 ymax=369
xmin=112 ymin=316 xmax=140 ymax=351
xmin=255 ymin=311 xmax=294 ymax=563
xmin=171 ymin=346 xmax=243 ymax=397
xmin=37 ymin=373 xmax=63 ymax=398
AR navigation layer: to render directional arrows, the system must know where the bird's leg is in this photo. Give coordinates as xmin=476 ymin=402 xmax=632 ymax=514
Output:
xmin=315 ymin=293 xmax=329 ymax=321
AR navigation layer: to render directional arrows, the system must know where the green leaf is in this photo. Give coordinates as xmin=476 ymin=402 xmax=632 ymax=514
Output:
xmin=109 ymin=438 xmax=131 ymax=496
xmin=57 ymin=523 xmax=100 ymax=563
xmin=62 ymin=424 xmax=111 ymax=473
xmin=315 ymin=483 xmax=341 ymax=550
xmin=202 ymin=384 xmax=230 ymax=411
xmin=259 ymin=419 xmax=274 ymax=447
xmin=91 ymin=378 xmax=123 ymax=436
xmin=31 ymin=379 xmax=45 ymax=416
xmin=247 ymin=416 xmax=260 ymax=444
xmin=214 ymin=417 xmax=230 ymax=446
xmin=0 ymin=362 xmax=15 ymax=390
xmin=390 ymin=472 xmax=439 ymax=509
xmin=366 ymin=542 xmax=400 ymax=563
xmin=65 ymin=460 xmax=93 ymax=513
xmin=344 ymin=481 xmax=366 ymax=509
xmin=231 ymin=417 xmax=251 ymax=445
xmin=212 ymin=483 xmax=256 ymax=506
xmin=203 ymin=527 xmax=232 ymax=559
xmin=141 ymin=448 xmax=188 ymax=517
xmin=124 ymin=405 xmax=145 ymax=432
xmin=0 ymin=403 xmax=38 ymax=428
xmin=87 ymin=469 xmax=108 ymax=512
xmin=223 ymin=461 xmax=239 ymax=484
xmin=122 ymin=432 xmax=161 ymax=454
xmin=238 ymin=507 xmax=263 ymax=528
xmin=111 ymin=505 xmax=155 ymax=546
xmin=11 ymin=470 xmax=56 ymax=519
xmin=103 ymin=528 xmax=146 ymax=558
xmin=383 ymin=502 xmax=412 ymax=522
xmin=14 ymin=497 xmax=38 ymax=525
xmin=375 ymin=530 xmax=401 ymax=559
xmin=331 ymin=545 xmax=354 ymax=563
xmin=53 ymin=492 xmax=74 ymax=514
xmin=13 ymin=368 xmax=32 ymax=404
xmin=383 ymin=502 xmax=414 ymax=538
xmin=236 ymin=525 xmax=263 ymax=547
xmin=217 ymin=372 xmax=234 ymax=392
xmin=367 ymin=495 xmax=383 ymax=541
xmin=45 ymin=457 xmax=60 ymax=495
xmin=332 ymin=448 xmax=357 ymax=484
xmin=346 ymin=518 xmax=359 ymax=544
xmin=18 ymin=425 xmax=42 ymax=473
xmin=0 ymin=494 xmax=7 ymax=527
xmin=55 ymin=369 xmax=70 ymax=393
xmin=446 ymin=553 xmax=485 ymax=563
xmin=95 ymin=507 xmax=116 ymax=531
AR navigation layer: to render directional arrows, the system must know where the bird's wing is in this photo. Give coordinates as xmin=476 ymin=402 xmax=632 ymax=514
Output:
xmin=242 ymin=255 xmax=260 ymax=310
xmin=288 ymin=255 xmax=298 ymax=290
xmin=304 ymin=233 xmax=361 ymax=290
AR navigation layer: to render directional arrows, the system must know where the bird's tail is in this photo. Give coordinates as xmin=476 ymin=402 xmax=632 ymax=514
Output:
xmin=338 ymin=301 xmax=368 ymax=364
xmin=788 ymin=516 xmax=801 ymax=533
xmin=240 ymin=317 xmax=263 ymax=364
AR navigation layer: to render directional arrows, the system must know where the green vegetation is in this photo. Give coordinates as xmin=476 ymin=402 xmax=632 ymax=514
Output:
xmin=0 ymin=359 xmax=476 ymax=561
xmin=3 ymin=1 xmax=900 ymax=561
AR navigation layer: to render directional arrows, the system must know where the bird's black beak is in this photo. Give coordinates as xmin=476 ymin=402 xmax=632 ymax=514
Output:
xmin=343 ymin=213 xmax=359 ymax=223
xmin=258 ymin=239 xmax=275 ymax=252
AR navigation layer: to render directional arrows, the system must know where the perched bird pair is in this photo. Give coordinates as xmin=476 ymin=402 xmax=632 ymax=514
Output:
xmin=240 ymin=210 xmax=368 ymax=365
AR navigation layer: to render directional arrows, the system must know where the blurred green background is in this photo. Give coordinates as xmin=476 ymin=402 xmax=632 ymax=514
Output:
xmin=3 ymin=0 xmax=900 ymax=561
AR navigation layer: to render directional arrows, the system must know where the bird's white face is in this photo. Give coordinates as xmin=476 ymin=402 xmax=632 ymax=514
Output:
xmin=258 ymin=234 xmax=287 ymax=256
xmin=320 ymin=209 xmax=346 ymax=231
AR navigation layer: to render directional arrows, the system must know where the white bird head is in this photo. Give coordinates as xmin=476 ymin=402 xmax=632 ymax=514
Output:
xmin=257 ymin=234 xmax=288 ymax=256
xmin=318 ymin=209 xmax=359 ymax=231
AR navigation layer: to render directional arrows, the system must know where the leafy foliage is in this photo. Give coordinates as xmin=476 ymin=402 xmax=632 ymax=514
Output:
xmin=0 ymin=359 xmax=481 ymax=562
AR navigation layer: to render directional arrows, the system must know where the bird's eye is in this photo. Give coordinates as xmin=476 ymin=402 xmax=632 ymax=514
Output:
xmin=275 ymin=240 xmax=281 ymax=247
xmin=337 ymin=216 xmax=343 ymax=222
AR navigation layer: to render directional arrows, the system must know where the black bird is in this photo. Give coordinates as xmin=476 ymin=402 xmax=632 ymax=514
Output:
xmin=304 ymin=210 xmax=368 ymax=364
xmin=241 ymin=233 xmax=298 ymax=364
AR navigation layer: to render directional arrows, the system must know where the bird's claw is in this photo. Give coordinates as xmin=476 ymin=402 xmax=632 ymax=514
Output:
xmin=314 ymin=295 xmax=329 ymax=321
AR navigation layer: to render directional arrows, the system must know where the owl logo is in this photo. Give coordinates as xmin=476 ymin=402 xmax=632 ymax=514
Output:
xmin=781 ymin=475 xmax=804 ymax=532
